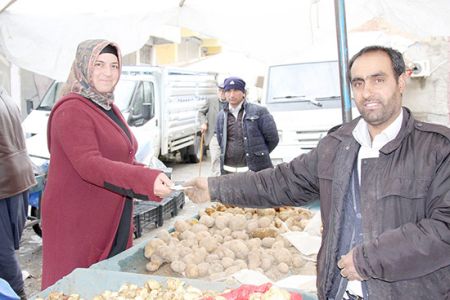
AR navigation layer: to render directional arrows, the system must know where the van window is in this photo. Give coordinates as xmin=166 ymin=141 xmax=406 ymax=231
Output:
xmin=142 ymin=81 xmax=155 ymax=119
xmin=129 ymin=81 xmax=155 ymax=122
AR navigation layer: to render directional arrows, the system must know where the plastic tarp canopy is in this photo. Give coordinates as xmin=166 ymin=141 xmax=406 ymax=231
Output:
xmin=0 ymin=0 xmax=449 ymax=81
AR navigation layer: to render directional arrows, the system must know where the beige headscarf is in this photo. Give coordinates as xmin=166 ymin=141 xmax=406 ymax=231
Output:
xmin=63 ymin=39 xmax=122 ymax=110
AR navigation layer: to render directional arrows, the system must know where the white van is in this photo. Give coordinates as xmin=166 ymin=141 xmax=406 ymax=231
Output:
xmin=262 ymin=60 xmax=359 ymax=163
xmin=22 ymin=66 xmax=218 ymax=165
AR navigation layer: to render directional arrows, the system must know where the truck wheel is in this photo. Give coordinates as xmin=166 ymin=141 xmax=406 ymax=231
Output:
xmin=30 ymin=207 xmax=42 ymax=237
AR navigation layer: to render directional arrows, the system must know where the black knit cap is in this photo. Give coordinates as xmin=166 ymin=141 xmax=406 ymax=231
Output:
xmin=100 ymin=44 xmax=118 ymax=57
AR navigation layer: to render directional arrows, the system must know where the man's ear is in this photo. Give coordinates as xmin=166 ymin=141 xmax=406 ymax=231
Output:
xmin=398 ymin=73 xmax=407 ymax=94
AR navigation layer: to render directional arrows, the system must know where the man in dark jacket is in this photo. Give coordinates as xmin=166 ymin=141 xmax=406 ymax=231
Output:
xmin=185 ymin=46 xmax=450 ymax=299
xmin=0 ymin=86 xmax=36 ymax=300
xmin=216 ymin=76 xmax=279 ymax=174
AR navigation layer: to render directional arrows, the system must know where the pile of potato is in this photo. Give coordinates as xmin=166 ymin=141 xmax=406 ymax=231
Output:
xmin=92 ymin=278 xmax=218 ymax=300
xmin=36 ymin=278 xmax=298 ymax=300
xmin=36 ymin=293 xmax=82 ymax=300
xmin=145 ymin=203 xmax=316 ymax=281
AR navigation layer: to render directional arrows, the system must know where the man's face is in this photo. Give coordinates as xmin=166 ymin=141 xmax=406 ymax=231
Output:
xmin=225 ymin=89 xmax=245 ymax=107
xmin=350 ymin=51 xmax=405 ymax=135
xmin=217 ymin=88 xmax=226 ymax=101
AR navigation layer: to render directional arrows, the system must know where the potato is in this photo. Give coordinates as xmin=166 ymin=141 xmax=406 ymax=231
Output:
xmin=277 ymin=262 xmax=289 ymax=273
xmin=225 ymin=239 xmax=249 ymax=259
xmin=156 ymin=230 xmax=171 ymax=244
xmin=199 ymin=236 xmax=219 ymax=253
xmin=249 ymin=228 xmax=277 ymax=239
xmin=229 ymin=214 xmax=247 ymax=231
xmin=144 ymin=238 xmax=166 ymax=258
xmin=195 ymin=230 xmax=211 ymax=241
xmin=214 ymin=215 xmax=229 ymax=229
xmin=191 ymin=223 xmax=208 ymax=233
xmin=197 ymin=262 xmax=210 ymax=277
xmin=247 ymin=238 xmax=262 ymax=249
xmin=170 ymin=260 xmax=186 ymax=274
xmin=248 ymin=254 xmax=261 ymax=269
xmin=221 ymin=257 xmax=234 ymax=269
xmin=146 ymin=261 xmax=161 ymax=272
xmin=209 ymin=262 xmax=224 ymax=274
xmin=206 ymin=254 xmax=220 ymax=263
xmin=260 ymin=256 xmax=274 ymax=271
xmin=246 ymin=219 xmax=259 ymax=232
xmin=273 ymin=248 xmax=292 ymax=265
xmin=231 ymin=230 xmax=249 ymax=240
xmin=185 ymin=263 xmax=199 ymax=278
xmin=199 ymin=215 xmax=215 ymax=227
xmin=257 ymin=208 xmax=276 ymax=216
xmin=258 ymin=216 xmax=273 ymax=228
xmin=220 ymin=228 xmax=232 ymax=237
xmin=292 ymin=254 xmax=307 ymax=268
xmin=261 ymin=237 xmax=276 ymax=248
xmin=174 ymin=219 xmax=190 ymax=233
xmin=180 ymin=230 xmax=196 ymax=241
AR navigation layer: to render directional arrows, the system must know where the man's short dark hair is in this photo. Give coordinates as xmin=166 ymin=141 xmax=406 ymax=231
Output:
xmin=348 ymin=45 xmax=405 ymax=82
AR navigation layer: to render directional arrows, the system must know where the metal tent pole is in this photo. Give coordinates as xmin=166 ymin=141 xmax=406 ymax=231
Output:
xmin=334 ymin=0 xmax=353 ymax=123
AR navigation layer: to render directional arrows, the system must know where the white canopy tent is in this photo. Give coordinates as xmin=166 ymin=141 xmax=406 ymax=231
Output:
xmin=1 ymin=0 xmax=449 ymax=81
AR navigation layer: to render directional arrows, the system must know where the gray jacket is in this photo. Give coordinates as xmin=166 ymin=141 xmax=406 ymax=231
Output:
xmin=0 ymin=87 xmax=36 ymax=199
xmin=198 ymin=97 xmax=225 ymax=145
xmin=209 ymin=107 xmax=450 ymax=299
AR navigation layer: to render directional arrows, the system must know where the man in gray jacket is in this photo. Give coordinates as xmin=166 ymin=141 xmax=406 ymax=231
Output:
xmin=185 ymin=46 xmax=450 ymax=299
xmin=0 ymin=86 xmax=36 ymax=300
xmin=198 ymin=82 xmax=227 ymax=176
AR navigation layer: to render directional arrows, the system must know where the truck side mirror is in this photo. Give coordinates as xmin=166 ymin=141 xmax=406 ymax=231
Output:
xmin=26 ymin=99 xmax=34 ymax=114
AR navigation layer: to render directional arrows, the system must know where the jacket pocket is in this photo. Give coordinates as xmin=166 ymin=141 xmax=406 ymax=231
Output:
xmin=253 ymin=150 xmax=269 ymax=157
xmin=378 ymin=177 xmax=431 ymax=223
xmin=250 ymin=150 xmax=271 ymax=168
xmin=246 ymin=115 xmax=260 ymax=122
xmin=378 ymin=177 xmax=430 ymax=200
xmin=245 ymin=115 xmax=261 ymax=137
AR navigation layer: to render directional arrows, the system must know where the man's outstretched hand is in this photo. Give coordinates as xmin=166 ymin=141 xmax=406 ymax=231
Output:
xmin=183 ymin=177 xmax=211 ymax=203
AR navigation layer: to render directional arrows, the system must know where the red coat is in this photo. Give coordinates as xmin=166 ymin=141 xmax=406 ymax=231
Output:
xmin=41 ymin=94 xmax=161 ymax=289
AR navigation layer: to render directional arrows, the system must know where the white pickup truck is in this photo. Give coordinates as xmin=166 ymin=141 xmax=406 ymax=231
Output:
xmin=262 ymin=60 xmax=359 ymax=163
xmin=22 ymin=65 xmax=218 ymax=165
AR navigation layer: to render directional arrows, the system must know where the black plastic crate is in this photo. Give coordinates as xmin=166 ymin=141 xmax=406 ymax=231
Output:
xmin=172 ymin=190 xmax=185 ymax=215
xmin=133 ymin=201 xmax=162 ymax=238
xmin=160 ymin=190 xmax=185 ymax=219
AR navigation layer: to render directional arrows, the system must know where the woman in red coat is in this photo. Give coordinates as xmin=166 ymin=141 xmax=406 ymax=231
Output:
xmin=41 ymin=39 xmax=173 ymax=289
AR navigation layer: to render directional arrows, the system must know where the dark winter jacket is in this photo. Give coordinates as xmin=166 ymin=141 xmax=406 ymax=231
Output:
xmin=216 ymin=101 xmax=279 ymax=172
xmin=209 ymin=107 xmax=450 ymax=300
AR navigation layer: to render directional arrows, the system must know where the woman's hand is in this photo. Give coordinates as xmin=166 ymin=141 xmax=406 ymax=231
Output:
xmin=153 ymin=173 xmax=173 ymax=198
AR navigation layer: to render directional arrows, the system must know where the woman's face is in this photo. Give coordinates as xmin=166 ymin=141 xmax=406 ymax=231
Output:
xmin=91 ymin=53 xmax=120 ymax=93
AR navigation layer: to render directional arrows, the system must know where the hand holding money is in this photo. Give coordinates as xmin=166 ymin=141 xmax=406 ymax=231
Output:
xmin=183 ymin=177 xmax=211 ymax=203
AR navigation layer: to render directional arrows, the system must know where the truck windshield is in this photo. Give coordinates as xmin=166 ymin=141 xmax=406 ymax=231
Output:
xmin=113 ymin=80 xmax=136 ymax=112
xmin=38 ymin=82 xmax=64 ymax=110
xmin=266 ymin=61 xmax=341 ymax=109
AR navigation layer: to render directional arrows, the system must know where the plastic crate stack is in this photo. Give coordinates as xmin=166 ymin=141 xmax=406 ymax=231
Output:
xmin=133 ymin=201 xmax=161 ymax=238
xmin=132 ymin=191 xmax=185 ymax=238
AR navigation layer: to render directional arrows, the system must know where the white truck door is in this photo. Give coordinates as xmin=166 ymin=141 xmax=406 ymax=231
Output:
xmin=128 ymin=81 xmax=160 ymax=165
xmin=115 ymin=80 xmax=160 ymax=166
